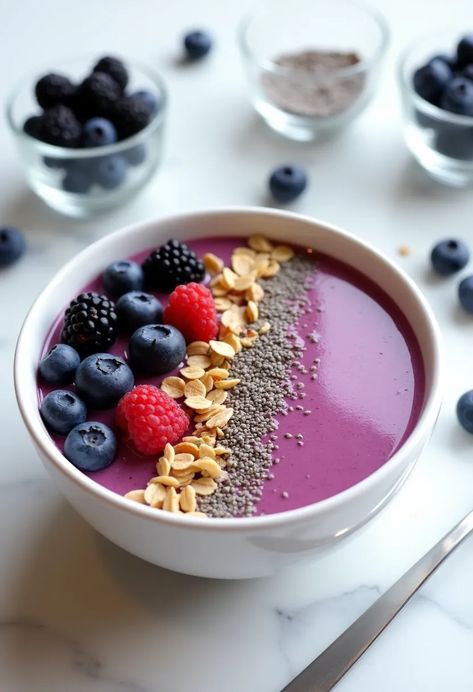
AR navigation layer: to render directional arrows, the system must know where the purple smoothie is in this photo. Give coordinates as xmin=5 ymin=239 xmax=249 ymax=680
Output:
xmin=38 ymin=236 xmax=425 ymax=515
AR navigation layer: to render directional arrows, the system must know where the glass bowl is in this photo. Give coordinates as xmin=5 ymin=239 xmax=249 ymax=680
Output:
xmin=399 ymin=31 xmax=473 ymax=187
xmin=238 ymin=0 xmax=389 ymax=141
xmin=6 ymin=56 xmax=167 ymax=217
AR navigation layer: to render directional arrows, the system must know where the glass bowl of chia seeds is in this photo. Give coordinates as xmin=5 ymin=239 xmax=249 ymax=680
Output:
xmin=238 ymin=0 xmax=389 ymax=141
xmin=6 ymin=56 xmax=167 ymax=218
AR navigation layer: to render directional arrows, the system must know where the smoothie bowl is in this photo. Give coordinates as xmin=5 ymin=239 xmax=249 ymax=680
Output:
xmin=14 ymin=208 xmax=442 ymax=578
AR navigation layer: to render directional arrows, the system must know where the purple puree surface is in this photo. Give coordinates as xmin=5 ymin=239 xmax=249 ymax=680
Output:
xmin=38 ymin=236 xmax=425 ymax=516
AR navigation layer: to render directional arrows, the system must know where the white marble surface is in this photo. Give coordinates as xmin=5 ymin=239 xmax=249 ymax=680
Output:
xmin=1 ymin=0 xmax=473 ymax=690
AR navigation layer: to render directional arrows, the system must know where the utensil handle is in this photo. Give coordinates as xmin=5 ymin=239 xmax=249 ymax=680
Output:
xmin=282 ymin=510 xmax=473 ymax=692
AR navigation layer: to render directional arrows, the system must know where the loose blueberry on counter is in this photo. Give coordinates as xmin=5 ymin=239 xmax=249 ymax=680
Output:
xmin=456 ymin=34 xmax=473 ymax=69
xmin=116 ymin=291 xmax=163 ymax=332
xmin=413 ymin=60 xmax=452 ymax=105
xmin=0 ymin=226 xmax=26 ymax=268
xmin=75 ymin=353 xmax=134 ymax=409
xmin=458 ymin=275 xmax=473 ymax=313
xmin=131 ymin=90 xmax=160 ymax=115
xmin=39 ymin=344 xmax=80 ymax=384
xmin=430 ymin=239 xmax=470 ymax=275
xmin=441 ymin=77 xmax=473 ymax=116
xmin=183 ymin=30 xmax=213 ymax=60
xmin=457 ymin=390 xmax=473 ymax=433
xmin=269 ymin=165 xmax=307 ymax=203
xmin=94 ymin=155 xmax=127 ymax=190
xmin=40 ymin=390 xmax=87 ymax=435
xmin=434 ymin=126 xmax=473 ymax=160
xmin=82 ymin=117 xmax=117 ymax=147
xmin=64 ymin=421 xmax=117 ymax=471
xmin=103 ymin=260 xmax=144 ymax=298
xmin=128 ymin=324 xmax=186 ymax=375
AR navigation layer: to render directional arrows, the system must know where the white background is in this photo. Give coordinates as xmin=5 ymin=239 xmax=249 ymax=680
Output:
xmin=1 ymin=0 xmax=473 ymax=690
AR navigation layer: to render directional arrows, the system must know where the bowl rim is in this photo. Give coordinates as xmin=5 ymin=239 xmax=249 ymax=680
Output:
xmin=14 ymin=206 xmax=443 ymax=533
xmin=5 ymin=54 xmax=167 ymax=159
xmin=237 ymin=0 xmax=390 ymax=80
xmin=398 ymin=32 xmax=473 ymax=126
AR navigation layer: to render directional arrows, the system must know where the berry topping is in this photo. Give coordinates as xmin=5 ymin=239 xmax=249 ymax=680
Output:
xmin=142 ymin=239 xmax=205 ymax=292
xmin=413 ymin=60 xmax=452 ymax=105
xmin=457 ymin=34 xmax=473 ymax=69
xmin=458 ymin=275 xmax=473 ymax=313
xmin=75 ymin=353 xmax=134 ymax=409
xmin=116 ymin=291 xmax=163 ymax=332
xmin=457 ymin=390 xmax=473 ymax=433
xmin=82 ymin=117 xmax=117 ymax=147
xmin=128 ymin=324 xmax=186 ymax=375
xmin=93 ymin=56 xmax=128 ymax=91
xmin=116 ymin=384 xmax=189 ymax=455
xmin=163 ymin=282 xmax=218 ymax=343
xmin=40 ymin=389 xmax=87 ymax=435
xmin=39 ymin=105 xmax=82 ymax=147
xmin=0 ymin=226 xmax=25 ymax=268
xmin=111 ymin=95 xmax=153 ymax=139
xmin=94 ymin=154 xmax=128 ymax=190
xmin=103 ymin=260 xmax=144 ymax=298
xmin=430 ymin=239 xmax=470 ymax=275
xmin=61 ymin=291 xmax=118 ymax=356
xmin=130 ymin=89 xmax=160 ymax=115
xmin=64 ymin=421 xmax=117 ymax=471
xmin=124 ymin=143 xmax=147 ymax=166
xmin=441 ymin=77 xmax=473 ymax=116
xmin=62 ymin=164 xmax=92 ymax=194
xmin=183 ymin=30 xmax=213 ymax=60
xmin=77 ymin=71 xmax=121 ymax=117
xmin=269 ymin=165 xmax=308 ymax=203
xmin=35 ymin=73 xmax=76 ymax=110
xmin=38 ymin=344 xmax=80 ymax=384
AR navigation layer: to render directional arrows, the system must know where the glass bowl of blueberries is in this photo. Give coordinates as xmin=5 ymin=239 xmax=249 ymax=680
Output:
xmin=399 ymin=32 xmax=473 ymax=186
xmin=6 ymin=55 xmax=166 ymax=217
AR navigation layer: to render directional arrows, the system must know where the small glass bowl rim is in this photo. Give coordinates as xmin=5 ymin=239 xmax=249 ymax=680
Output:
xmin=5 ymin=54 xmax=168 ymax=161
xmin=237 ymin=0 xmax=390 ymax=81
xmin=398 ymin=32 xmax=473 ymax=127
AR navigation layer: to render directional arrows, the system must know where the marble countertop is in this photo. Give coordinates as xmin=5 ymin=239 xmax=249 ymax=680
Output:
xmin=2 ymin=0 xmax=473 ymax=690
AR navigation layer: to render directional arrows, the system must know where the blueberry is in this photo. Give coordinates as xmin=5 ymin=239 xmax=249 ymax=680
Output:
xmin=457 ymin=34 xmax=473 ymax=69
xmin=40 ymin=390 xmax=87 ymax=435
xmin=458 ymin=275 xmax=473 ymax=313
xmin=434 ymin=126 xmax=473 ymax=160
xmin=103 ymin=260 xmax=144 ymax=298
xmin=430 ymin=239 xmax=470 ymax=276
xmin=94 ymin=155 xmax=127 ymax=190
xmin=116 ymin=291 xmax=163 ymax=332
xmin=82 ymin=117 xmax=117 ymax=147
xmin=463 ymin=65 xmax=473 ymax=81
xmin=43 ymin=155 xmax=69 ymax=170
xmin=269 ymin=165 xmax=307 ymax=203
xmin=183 ymin=30 xmax=213 ymax=60
xmin=64 ymin=421 xmax=117 ymax=471
xmin=0 ymin=226 xmax=26 ymax=268
xmin=128 ymin=324 xmax=185 ymax=375
xmin=38 ymin=344 xmax=80 ymax=384
xmin=62 ymin=165 xmax=92 ymax=194
xmin=75 ymin=353 xmax=134 ymax=409
xmin=413 ymin=60 xmax=452 ymax=105
xmin=457 ymin=390 xmax=473 ymax=433
xmin=130 ymin=90 xmax=160 ymax=115
xmin=124 ymin=144 xmax=147 ymax=166
xmin=441 ymin=77 xmax=473 ymax=116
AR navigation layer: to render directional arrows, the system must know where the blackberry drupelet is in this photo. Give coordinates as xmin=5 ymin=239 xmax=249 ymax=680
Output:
xmin=111 ymin=95 xmax=152 ymax=139
xmin=77 ymin=71 xmax=121 ymax=117
xmin=35 ymin=73 xmax=76 ymax=109
xmin=93 ymin=56 xmax=128 ymax=91
xmin=61 ymin=292 xmax=118 ymax=356
xmin=39 ymin=106 xmax=81 ymax=147
xmin=142 ymin=239 xmax=205 ymax=291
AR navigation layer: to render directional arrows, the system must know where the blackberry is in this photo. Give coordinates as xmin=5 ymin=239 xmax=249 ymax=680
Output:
xmin=61 ymin=292 xmax=118 ymax=356
xmin=23 ymin=115 xmax=43 ymax=139
xmin=111 ymin=95 xmax=152 ymax=140
xmin=93 ymin=56 xmax=128 ymax=91
xmin=142 ymin=239 xmax=205 ymax=291
xmin=77 ymin=71 xmax=121 ymax=118
xmin=39 ymin=106 xmax=81 ymax=147
xmin=35 ymin=73 xmax=76 ymax=110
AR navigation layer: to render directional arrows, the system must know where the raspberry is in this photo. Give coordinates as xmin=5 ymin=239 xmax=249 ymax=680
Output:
xmin=116 ymin=384 xmax=189 ymax=455
xmin=163 ymin=283 xmax=218 ymax=343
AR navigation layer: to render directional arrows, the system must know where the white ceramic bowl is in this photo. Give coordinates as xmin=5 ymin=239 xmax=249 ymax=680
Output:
xmin=14 ymin=208 xmax=442 ymax=579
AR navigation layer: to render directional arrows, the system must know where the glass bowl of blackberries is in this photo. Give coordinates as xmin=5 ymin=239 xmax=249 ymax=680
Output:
xmin=399 ymin=32 xmax=473 ymax=186
xmin=6 ymin=55 xmax=167 ymax=217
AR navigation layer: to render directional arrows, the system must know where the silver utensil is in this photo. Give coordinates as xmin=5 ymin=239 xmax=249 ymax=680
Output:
xmin=282 ymin=509 xmax=473 ymax=692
